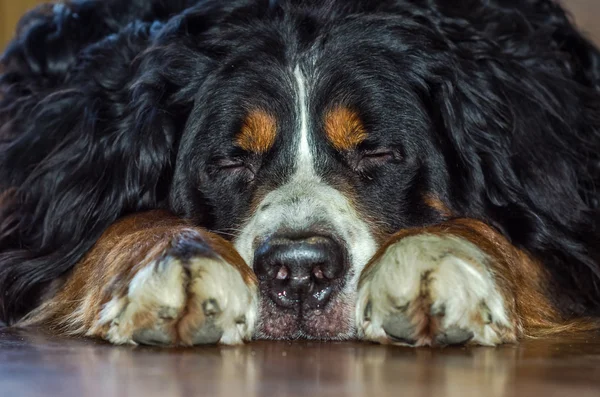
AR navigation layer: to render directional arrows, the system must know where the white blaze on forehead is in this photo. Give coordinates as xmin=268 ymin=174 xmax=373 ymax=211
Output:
xmin=234 ymin=63 xmax=378 ymax=294
xmin=293 ymin=65 xmax=317 ymax=180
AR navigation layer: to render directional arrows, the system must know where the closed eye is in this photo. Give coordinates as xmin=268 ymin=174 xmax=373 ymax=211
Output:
xmin=357 ymin=149 xmax=395 ymax=170
xmin=214 ymin=158 xmax=256 ymax=182
xmin=216 ymin=158 xmax=247 ymax=171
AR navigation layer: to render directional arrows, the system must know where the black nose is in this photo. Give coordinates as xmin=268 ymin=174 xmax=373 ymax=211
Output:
xmin=253 ymin=235 xmax=346 ymax=310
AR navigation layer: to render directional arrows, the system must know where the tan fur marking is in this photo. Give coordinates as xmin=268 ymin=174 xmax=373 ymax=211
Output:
xmin=409 ymin=270 xmax=441 ymax=346
xmin=360 ymin=219 xmax=596 ymax=338
xmin=325 ymin=107 xmax=367 ymax=151
xmin=423 ymin=194 xmax=453 ymax=218
xmin=177 ymin=294 xmax=206 ymax=346
xmin=235 ymin=109 xmax=277 ymax=154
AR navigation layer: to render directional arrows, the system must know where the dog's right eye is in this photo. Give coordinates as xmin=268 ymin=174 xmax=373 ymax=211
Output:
xmin=212 ymin=158 xmax=256 ymax=182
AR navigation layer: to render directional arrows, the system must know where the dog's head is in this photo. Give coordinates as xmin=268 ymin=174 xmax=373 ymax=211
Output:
xmin=166 ymin=2 xmax=463 ymax=339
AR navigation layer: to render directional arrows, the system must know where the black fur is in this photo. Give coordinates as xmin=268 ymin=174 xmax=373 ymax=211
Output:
xmin=1 ymin=0 xmax=600 ymax=324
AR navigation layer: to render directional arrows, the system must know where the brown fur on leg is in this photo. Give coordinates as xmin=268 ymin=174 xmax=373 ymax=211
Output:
xmin=18 ymin=210 xmax=257 ymax=344
xmin=361 ymin=218 xmax=598 ymax=339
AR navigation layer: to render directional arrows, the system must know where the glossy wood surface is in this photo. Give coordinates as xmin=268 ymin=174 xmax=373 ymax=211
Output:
xmin=1 ymin=329 xmax=599 ymax=397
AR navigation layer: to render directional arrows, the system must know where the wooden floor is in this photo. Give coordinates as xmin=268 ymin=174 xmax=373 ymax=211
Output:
xmin=1 ymin=329 xmax=599 ymax=397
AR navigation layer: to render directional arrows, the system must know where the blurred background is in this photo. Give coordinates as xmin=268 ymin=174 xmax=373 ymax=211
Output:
xmin=1 ymin=0 xmax=600 ymax=48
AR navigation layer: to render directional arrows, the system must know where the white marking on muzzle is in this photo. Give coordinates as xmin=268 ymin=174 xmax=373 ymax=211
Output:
xmin=234 ymin=65 xmax=377 ymax=294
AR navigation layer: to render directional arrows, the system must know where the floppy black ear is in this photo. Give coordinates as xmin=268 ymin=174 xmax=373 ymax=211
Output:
xmin=0 ymin=7 xmax=217 ymax=322
xmin=426 ymin=14 xmax=600 ymax=312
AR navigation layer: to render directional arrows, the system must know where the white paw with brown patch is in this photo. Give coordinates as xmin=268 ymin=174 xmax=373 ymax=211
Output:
xmin=91 ymin=252 xmax=257 ymax=346
xmin=356 ymin=233 xmax=516 ymax=346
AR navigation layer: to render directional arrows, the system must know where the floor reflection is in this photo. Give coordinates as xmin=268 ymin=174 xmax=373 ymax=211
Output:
xmin=1 ymin=329 xmax=600 ymax=397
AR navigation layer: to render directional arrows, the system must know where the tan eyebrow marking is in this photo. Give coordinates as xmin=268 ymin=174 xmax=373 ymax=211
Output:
xmin=235 ymin=109 xmax=277 ymax=154
xmin=324 ymin=106 xmax=368 ymax=151
xmin=423 ymin=194 xmax=453 ymax=218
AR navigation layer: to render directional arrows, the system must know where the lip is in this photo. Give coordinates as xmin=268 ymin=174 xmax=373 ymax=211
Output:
xmin=254 ymin=291 xmax=356 ymax=340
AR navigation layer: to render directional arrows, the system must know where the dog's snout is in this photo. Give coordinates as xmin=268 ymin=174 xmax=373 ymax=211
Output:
xmin=253 ymin=235 xmax=346 ymax=309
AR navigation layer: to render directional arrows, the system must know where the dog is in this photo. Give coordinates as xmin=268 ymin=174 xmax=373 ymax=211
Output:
xmin=1 ymin=0 xmax=600 ymax=347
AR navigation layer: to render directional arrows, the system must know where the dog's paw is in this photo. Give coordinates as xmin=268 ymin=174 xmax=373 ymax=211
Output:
xmin=356 ymin=233 xmax=516 ymax=346
xmin=88 ymin=231 xmax=258 ymax=346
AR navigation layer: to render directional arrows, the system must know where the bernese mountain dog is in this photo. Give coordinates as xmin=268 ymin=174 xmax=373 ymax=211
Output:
xmin=1 ymin=0 xmax=600 ymax=347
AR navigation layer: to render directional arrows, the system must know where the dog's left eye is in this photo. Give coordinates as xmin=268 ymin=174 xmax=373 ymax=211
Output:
xmin=357 ymin=149 xmax=395 ymax=170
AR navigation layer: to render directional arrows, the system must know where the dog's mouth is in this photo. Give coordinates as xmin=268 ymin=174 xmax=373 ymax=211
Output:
xmin=254 ymin=288 xmax=357 ymax=340
xmin=249 ymin=233 xmax=357 ymax=340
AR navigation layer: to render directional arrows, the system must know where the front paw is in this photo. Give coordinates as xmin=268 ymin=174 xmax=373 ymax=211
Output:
xmin=89 ymin=230 xmax=258 ymax=346
xmin=356 ymin=233 xmax=516 ymax=346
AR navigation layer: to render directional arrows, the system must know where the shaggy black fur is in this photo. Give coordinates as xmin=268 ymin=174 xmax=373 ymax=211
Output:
xmin=1 ymin=0 xmax=600 ymax=325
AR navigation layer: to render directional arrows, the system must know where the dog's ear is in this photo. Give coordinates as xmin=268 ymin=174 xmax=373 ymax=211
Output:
xmin=428 ymin=30 xmax=600 ymax=309
xmin=427 ymin=7 xmax=600 ymax=219
xmin=431 ymin=46 xmax=600 ymax=216
xmin=0 ymin=10 xmax=217 ymax=322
